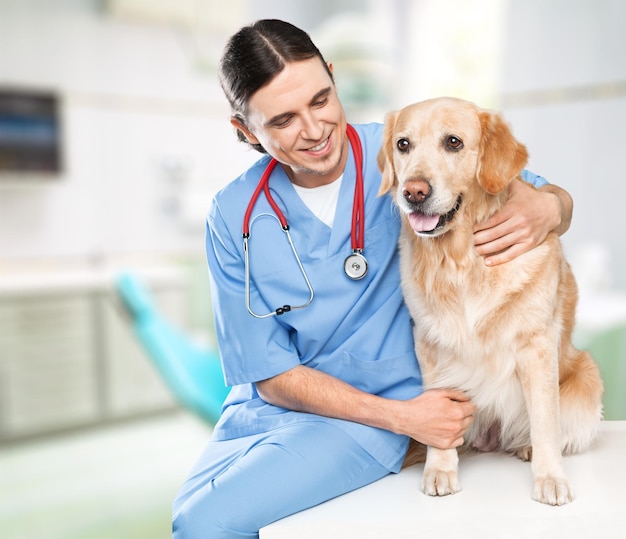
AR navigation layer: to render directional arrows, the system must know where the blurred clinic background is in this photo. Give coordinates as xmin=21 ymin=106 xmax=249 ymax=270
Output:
xmin=1 ymin=1 xmax=625 ymax=538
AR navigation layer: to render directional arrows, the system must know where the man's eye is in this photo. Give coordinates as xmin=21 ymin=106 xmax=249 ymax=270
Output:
xmin=397 ymin=138 xmax=410 ymax=153
xmin=272 ymin=116 xmax=293 ymax=128
xmin=313 ymin=97 xmax=328 ymax=107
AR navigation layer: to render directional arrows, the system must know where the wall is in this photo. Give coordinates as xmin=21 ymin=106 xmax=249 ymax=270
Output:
xmin=500 ymin=0 xmax=626 ymax=291
xmin=1 ymin=0 xmax=624 ymax=289
xmin=0 ymin=0 xmax=259 ymax=266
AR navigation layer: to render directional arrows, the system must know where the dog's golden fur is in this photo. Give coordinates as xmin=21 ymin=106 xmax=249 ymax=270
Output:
xmin=378 ymin=97 xmax=603 ymax=505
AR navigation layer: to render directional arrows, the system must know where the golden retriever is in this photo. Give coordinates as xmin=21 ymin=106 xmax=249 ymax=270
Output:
xmin=377 ymin=96 xmax=603 ymax=506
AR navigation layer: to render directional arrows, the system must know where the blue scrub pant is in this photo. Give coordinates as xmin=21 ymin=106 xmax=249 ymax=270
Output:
xmin=172 ymin=421 xmax=390 ymax=538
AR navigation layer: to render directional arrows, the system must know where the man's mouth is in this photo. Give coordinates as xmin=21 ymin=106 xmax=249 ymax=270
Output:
xmin=306 ymin=136 xmax=330 ymax=152
xmin=407 ymin=195 xmax=463 ymax=235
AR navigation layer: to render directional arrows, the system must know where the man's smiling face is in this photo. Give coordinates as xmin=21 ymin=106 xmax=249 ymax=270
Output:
xmin=233 ymin=57 xmax=348 ymax=188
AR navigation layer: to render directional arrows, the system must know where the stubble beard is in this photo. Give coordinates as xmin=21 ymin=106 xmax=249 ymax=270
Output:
xmin=295 ymin=135 xmax=347 ymax=180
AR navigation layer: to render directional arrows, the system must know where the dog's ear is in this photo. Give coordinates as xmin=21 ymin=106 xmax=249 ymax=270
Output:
xmin=476 ymin=111 xmax=528 ymax=195
xmin=377 ymin=111 xmax=399 ymax=196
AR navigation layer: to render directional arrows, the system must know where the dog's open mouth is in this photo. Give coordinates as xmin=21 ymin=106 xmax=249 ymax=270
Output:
xmin=407 ymin=195 xmax=462 ymax=235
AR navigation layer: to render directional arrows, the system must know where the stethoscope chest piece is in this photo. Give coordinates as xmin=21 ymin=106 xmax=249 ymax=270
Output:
xmin=344 ymin=250 xmax=368 ymax=280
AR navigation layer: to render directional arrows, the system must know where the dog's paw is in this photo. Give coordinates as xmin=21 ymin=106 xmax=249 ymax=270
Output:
xmin=532 ymin=475 xmax=574 ymax=506
xmin=422 ymin=468 xmax=461 ymax=497
xmin=516 ymin=446 xmax=532 ymax=461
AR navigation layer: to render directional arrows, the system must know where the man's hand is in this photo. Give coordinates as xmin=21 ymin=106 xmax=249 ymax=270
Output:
xmin=473 ymin=180 xmax=572 ymax=266
xmin=398 ymin=389 xmax=476 ymax=450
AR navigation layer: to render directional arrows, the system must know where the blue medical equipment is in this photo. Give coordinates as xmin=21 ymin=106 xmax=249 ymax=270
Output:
xmin=115 ymin=272 xmax=229 ymax=424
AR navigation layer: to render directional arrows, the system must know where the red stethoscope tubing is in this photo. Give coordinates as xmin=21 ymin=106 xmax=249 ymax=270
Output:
xmin=347 ymin=124 xmax=364 ymax=252
xmin=242 ymin=159 xmax=284 ymax=233
xmin=242 ymin=124 xmax=364 ymax=251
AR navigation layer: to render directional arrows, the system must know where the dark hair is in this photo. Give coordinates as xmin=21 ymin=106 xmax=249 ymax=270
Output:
xmin=219 ymin=19 xmax=334 ymax=153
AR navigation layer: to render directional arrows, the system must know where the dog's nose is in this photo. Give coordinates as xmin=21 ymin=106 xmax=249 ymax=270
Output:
xmin=403 ymin=179 xmax=431 ymax=204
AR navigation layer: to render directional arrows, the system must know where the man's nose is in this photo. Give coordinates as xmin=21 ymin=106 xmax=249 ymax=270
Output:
xmin=300 ymin=112 xmax=324 ymax=140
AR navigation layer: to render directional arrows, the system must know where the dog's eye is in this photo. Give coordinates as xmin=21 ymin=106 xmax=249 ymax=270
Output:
xmin=397 ymin=138 xmax=410 ymax=153
xmin=445 ymin=135 xmax=464 ymax=151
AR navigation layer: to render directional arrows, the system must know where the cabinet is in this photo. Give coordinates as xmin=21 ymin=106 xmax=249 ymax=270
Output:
xmin=0 ymin=269 xmax=186 ymax=441
xmin=100 ymin=288 xmax=180 ymax=417
xmin=0 ymin=295 xmax=100 ymax=438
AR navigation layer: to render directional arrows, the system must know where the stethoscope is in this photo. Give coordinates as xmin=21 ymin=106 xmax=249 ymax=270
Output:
xmin=242 ymin=124 xmax=367 ymax=319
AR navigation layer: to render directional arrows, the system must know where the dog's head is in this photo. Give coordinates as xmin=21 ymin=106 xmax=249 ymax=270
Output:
xmin=377 ymin=97 xmax=528 ymax=237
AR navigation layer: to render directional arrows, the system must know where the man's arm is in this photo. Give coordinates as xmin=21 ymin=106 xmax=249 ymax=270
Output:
xmin=473 ymin=180 xmax=573 ymax=266
xmin=540 ymin=183 xmax=573 ymax=235
xmin=256 ymin=365 xmax=475 ymax=450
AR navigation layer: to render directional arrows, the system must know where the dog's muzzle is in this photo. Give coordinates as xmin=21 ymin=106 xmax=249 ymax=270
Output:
xmin=407 ymin=195 xmax=463 ymax=236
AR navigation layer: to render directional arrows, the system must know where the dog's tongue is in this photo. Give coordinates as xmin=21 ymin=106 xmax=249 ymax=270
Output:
xmin=408 ymin=212 xmax=440 ymax=233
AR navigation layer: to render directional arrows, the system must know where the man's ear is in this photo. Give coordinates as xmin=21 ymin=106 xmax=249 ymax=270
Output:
xmin=230 ymin=116 xmax=260 ymax=145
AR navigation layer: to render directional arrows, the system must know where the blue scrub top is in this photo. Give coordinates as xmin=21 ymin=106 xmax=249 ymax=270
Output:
xmin=205 ymin=122 xmax=548 ymax=473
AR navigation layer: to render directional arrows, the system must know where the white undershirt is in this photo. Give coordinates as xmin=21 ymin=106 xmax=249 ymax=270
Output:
xmin=292 ymin=175 xmax=343 ymax=227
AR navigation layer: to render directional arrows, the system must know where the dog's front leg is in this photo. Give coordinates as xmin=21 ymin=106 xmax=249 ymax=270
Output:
xmin=414 ymin=337 xmax=462 ymax=496
xmin=422 ymin=445 xmax=461 ymax=496
xmin=518 ymin=343 xmax=573 ymax=505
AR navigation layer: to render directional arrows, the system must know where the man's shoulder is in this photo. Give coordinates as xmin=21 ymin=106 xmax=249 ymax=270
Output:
xmin=216 ymin=155 xmax=272 ymax=201
xmin=352 ymin=121 xmax=383 ymax=139
xmin=351 ymin=122 xmax=384 ymax=155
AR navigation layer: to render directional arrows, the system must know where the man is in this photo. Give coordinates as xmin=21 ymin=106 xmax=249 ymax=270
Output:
xmin=172 ymin=20 xmax=572 ymax=539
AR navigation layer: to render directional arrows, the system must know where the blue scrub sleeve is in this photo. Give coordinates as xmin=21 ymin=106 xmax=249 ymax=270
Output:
xmin=205 ymin=201 xmax=302 ymax=386
xmin=521 ymin=169 xmax=549 ymax=188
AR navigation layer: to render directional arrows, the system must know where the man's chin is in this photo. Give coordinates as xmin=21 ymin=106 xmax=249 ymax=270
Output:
xmin=294 ymin=151 xmax=345 ymax=182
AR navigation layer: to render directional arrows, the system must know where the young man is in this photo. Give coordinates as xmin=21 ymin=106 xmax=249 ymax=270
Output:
xmin=172 ymin=20 xmax=572 ymax=539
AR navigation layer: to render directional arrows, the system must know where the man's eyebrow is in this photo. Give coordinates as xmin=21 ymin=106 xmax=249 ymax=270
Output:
xmin=309 ymin=86 xmax=332 ymax=104
xmin=265 ymin=87 xmax=332 ymax=127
